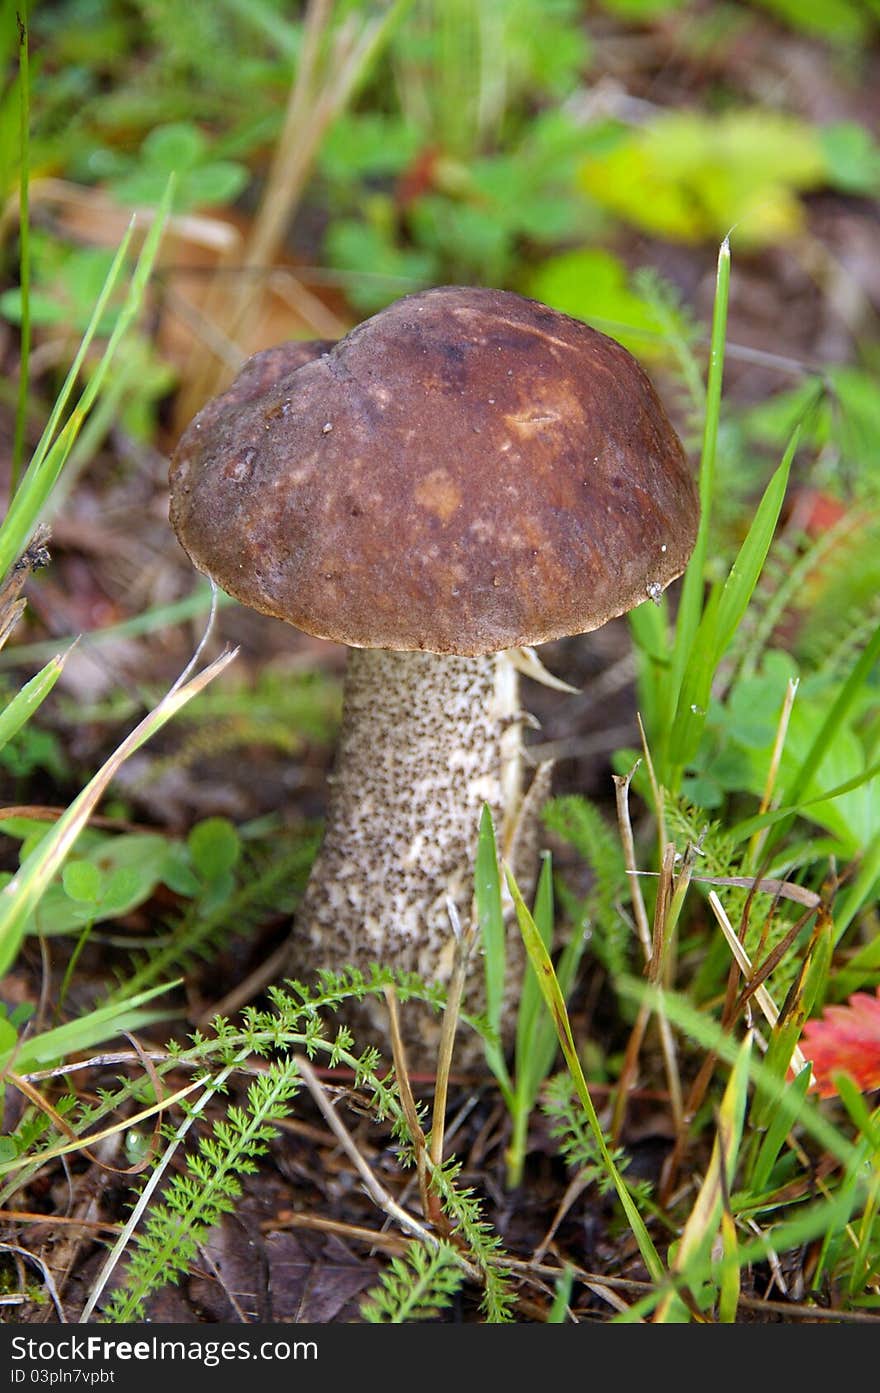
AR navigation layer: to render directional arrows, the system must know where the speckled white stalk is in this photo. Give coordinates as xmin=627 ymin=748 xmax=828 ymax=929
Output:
xmin=287 ymin=648 xmax=544 ymax=1057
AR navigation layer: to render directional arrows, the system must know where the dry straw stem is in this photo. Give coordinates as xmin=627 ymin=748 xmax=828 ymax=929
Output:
xmin=653 ymin=1034 xmax=752 ymax=1323
xmin=659 ymin=871 xmax=819 ymax=1202
xmin=428 ymin=897 xmax=477 ymax=1172
xmin=382 ymin=984 xmax=442 ymax=1228
xmin=707 ymin=891 xmax=809 ymax=1077
xmin=292 ymin=1053 xmax=481 ymax=1286
xmin=177 ymin=0 xmax=406 ymax=422
xmin=0 ymin=1076 xmax=206 ymax=1181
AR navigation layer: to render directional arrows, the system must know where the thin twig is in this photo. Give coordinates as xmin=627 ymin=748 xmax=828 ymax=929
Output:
xmin=292 ymin=1053 xmax=476 ymax=1275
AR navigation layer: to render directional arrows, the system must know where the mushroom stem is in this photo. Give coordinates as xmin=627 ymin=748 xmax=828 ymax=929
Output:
xmin=288 ymin=647 xmax=542 ymax=1055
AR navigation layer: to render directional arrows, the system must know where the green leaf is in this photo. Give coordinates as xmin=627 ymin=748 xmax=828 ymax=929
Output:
xmin=750 ymin=0 xmax=872 ymax=43
xmin=0 ymin=288 xmax=70 ymax=327
xmin=526 ymin=247 xmax=688 ymax=358
xmin=0 ymin=652 xmax=68 ymax=752
xmin=514 ymin=851 xmax=554 ymax=1078
xmin=580 ymin=109 xmax=826 ymax=246
xmin=140 ymin=122 xmax=206 ymax=172
xmin=62 ymin=859 xmax=102 ymax=905
xmin=188 ymin=817 xmax=241 ymax=882
xmin=318 ymin=112 xmax=421 ymax=184
xmin=100 ymin=865 xmax=147 ymax=917
xmin=820 ymin=122 xmax=880 ymax=195
xmin=0 ymin=1017 xmax=18 ymax=1056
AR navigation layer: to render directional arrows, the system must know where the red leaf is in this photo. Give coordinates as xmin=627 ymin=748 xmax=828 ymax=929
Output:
xmin=800 ymin=988 xmax=880 ymax=1099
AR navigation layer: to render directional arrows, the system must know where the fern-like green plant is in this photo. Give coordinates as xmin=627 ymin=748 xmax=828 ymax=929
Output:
xmin=103 ymin=1057 xmax=303 ymax=1322
xmin=542 ymin=1072 xmax=651 ymax=1208
xmin=360 ymin=1241 xmax=464 ymax=1323
xmin=428 ymin=1159 xmax=515 ymax=1323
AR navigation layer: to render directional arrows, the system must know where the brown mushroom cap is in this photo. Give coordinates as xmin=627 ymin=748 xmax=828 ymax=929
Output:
xmin=169 ymin=287 xmax=699 ymax=655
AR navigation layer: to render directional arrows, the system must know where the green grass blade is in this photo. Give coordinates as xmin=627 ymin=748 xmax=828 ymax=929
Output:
xmin=0 ymin=181 xmax=173 ymax=581
xmin=811 ymin=1143 xmax=869 ymax=1291
xmin=749 ymin=1064 xmax=813 ymax=1195
xmin=546 ymin=1267 xmax=575 ymax=1323
xmin=514 ymin=850 xmax=554 ymax=1074
xmin=506 ymin=852 xmax=556 ymax=1188
xmin=10 ymin=10 xmax=30 ymax=496
xmin=505 ymin=866 xmax=664 ymax=1284
xmin=833 ymin=1074 xmax=880 ymax=1152
xmin=0 ymin=648 xmax=236 ymax=977
xmin=0 ymin=230 xmax=135 ymax=576
xmin=628 ymin=592 xmax=670 ymax=741
xmin=520 ymin=877 xmax=587 ymax=1102
xmin=474 ymin=804 xmax=511 ymax=1091
xmin=0 ymin=648 xmax=70 ymax=751
xmin=668 ymin=431 xmax=797 ymax=775
xmin=730 ymin=754 xmax=880 ymax=844
xmin=665 ymin=238 xmax=730 ymax=754
xmin=617 ymin=977 xmax=856 ymax=1170
xmin=0 ymin=980 xmax=180 ymax=1075
xmin=0 ymin=583 xmax=233 ymax=672
xmin=827 ymin=832 xmax=880 ymax=942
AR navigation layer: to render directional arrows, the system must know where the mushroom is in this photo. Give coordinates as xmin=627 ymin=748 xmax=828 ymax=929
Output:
xmin=169 ymin=286 xmax=699 ymax=1059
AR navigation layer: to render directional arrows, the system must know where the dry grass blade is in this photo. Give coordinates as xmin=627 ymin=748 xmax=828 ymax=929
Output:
xmin=177 ymin=0 xmax=407 ymax=421
xmin=383 ymin=984 xmax=443 ymax=1227
xmin=631 ymin=870 xmax=821 ymax=909
xmin=429 ymin=898 xmax=477 ymax=1172
xmin=708 ymin=892 xmax=809 ymax=1076
xmin=613 ymin=759 xmax=652 ymax=964
xmin=0 ymin=1077 xmax=205 ymax=1179
xmin=611 ymin=764 xmax=683 ymax=1139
